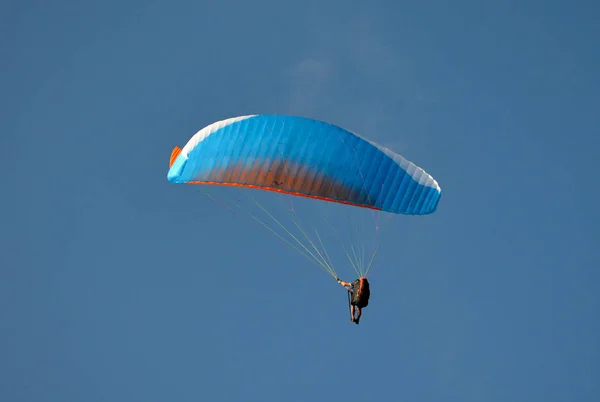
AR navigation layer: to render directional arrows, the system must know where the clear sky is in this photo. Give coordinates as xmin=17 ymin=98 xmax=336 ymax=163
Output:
xmin=2 ymin=1 xmax=599 ymax=401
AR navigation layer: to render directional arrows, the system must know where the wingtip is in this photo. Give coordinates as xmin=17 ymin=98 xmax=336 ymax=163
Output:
xmin=169 ymin=146 xmax=182 ymax=168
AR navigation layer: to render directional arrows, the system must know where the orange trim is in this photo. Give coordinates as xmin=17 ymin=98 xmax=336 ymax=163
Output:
xmin=169 ymin=146 xmax=182 ymax=168
xmin=185 ymin=180 xmax=381 ymax=211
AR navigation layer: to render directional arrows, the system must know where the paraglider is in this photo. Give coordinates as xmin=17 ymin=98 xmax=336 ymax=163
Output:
xmin=337 ymin=276 xmax=370 ymax=324
xmin=167 ymin=114 xmax=441 ymax=324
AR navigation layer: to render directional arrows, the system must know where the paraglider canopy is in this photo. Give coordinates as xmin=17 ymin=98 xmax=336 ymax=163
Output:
xmin=168 ymin=114 xmax=441 ymax=215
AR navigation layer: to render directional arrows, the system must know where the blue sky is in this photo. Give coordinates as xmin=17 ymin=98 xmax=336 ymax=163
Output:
xmin=2 ymin=0 xmax=599 ymax=401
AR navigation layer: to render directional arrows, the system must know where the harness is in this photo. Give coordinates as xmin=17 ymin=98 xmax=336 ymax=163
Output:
xmin=347 ymin=277 xmax=366 ymax=314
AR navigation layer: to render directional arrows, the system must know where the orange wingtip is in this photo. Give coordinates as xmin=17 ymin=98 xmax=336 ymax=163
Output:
xmin=169 ymin=146 xmax=182 ymax=167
